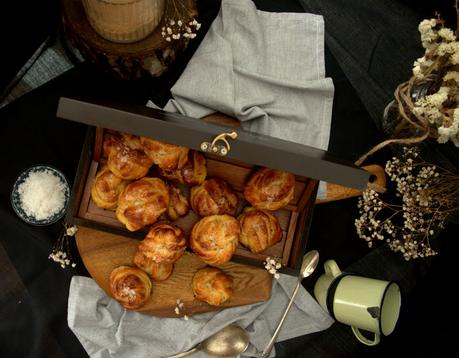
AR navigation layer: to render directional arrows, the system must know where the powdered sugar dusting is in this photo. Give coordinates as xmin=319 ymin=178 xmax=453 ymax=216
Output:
xmin=121 ymin=286 xmax=137 ymax=301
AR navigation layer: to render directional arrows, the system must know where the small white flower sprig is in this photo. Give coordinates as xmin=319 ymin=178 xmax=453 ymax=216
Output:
xmin=161 ymin=0 xmax=201 ymax=43
xmin=49 ymin=223 xmax=77 ymax=268
xmin=264 ymin=256 xmax=282 ymax=279
xmin=174 ymin=299 xmax=189 ymax=320
xmin=355 ymin=147 xmax=459 ymax=260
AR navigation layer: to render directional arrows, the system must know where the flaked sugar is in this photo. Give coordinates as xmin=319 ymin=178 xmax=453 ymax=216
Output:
xmin=18 ymin=169 xmax=66 ymax=220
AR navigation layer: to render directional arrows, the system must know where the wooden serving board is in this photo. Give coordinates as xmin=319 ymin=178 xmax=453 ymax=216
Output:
xmin=76 ymin=226 xmax=273 ymax=317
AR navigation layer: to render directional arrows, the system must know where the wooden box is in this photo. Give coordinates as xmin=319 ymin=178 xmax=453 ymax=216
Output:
xmin=57 ymin=97 xmax=369 ymax=276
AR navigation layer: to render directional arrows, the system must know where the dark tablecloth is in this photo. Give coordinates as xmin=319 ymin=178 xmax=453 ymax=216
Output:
xmin=0 ymin=0 xmax=457 ymax=357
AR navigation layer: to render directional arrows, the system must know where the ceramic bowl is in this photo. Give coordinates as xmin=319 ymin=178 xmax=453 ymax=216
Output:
xmin=11 ymin=165 xmax=70 ymax=226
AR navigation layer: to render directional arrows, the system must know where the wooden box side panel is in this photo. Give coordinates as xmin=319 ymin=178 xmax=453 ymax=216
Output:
xmin=288 ymin=179 xmax=319 ymax=273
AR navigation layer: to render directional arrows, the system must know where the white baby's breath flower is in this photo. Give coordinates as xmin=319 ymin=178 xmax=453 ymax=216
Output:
xmin=413 ymin=65 xmax=423 ymax=79
xmin=356 ymin=147 xmax=458 ymax=260
xmin=451 ymin=51 xmax=459 ymax=65
xmin=437 ymin=126 xmax=452 ymax=143
xmin=443 ymin=71 xmax=459 ymax=82
xmin=264 ymin=256 xmax=282 ymax=276
xmin=419 ymin=19 xmax=437 ymax=49
xmin=418 ymin=19 xmax=436 ymax=33
xmin=437 ymin=42 xmax=457 ymax=56
xmin=66 ymin=225 xmax=78 ymax=236
xmin=454 ymin=108 xmax=459 ymax=124
xmin=437 ymin=121 xmax=459 ymax=144
xmin=438 ymin=28 xmax=456 ymax=42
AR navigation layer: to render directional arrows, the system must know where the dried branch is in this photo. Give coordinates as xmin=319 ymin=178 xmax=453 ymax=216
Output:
xmin=355 ymin=147 xmax=459 ymax=260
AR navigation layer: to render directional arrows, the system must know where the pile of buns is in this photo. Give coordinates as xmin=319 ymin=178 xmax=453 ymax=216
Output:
xmin=92 ymin=131 xmax=295 ymax=310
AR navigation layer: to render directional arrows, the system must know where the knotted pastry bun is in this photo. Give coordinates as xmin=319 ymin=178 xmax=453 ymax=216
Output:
xmin=136 ymin=223 xmax=186 ymax=264
xmin=167 ymin=185 xmax=189 ymax=220
xmin=102 ymin=130 xmax=122 ymax=158
xmin=106 ymin=133 xmax=153 ymax=180
xmin=160 ymin=150 xmax=206 ymax=186
xmin=91 ymin=165 xmax=129 ymax=209
xmin=140 ymin=137 xmax=189 ymax=171
xmin=133 ymin=251 xmax=174 ymax=281
xmin=244 ymin=168 xmax=295 ymax=210
xmin=238 ymin=207 xmax=283 ymax=253
xmin=192 ymin=267 xmax=233 ymax=306
xmin=109 ymin=266 xmax=152 ymax=309
xmin=190 ymin=215 xmax=239 ymax=265
xmin=190 ymin=178 xmax=238 ymax=217
xmin=116 ymin=178 xmax=169 ymax=231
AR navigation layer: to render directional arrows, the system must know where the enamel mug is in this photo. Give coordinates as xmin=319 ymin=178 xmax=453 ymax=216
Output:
xmin=314 ymin=260 xmax=401 ymax=346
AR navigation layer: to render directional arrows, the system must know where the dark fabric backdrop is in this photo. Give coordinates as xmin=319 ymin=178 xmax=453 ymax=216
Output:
xmin=0 ymin=0 xmax=457 ymax=357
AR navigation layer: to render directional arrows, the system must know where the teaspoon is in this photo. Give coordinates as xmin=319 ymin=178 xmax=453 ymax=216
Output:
xmin=167 ymin=324 xmax=250 ymax=358
xmin=260 ymin=250 xmax=320 ymax=358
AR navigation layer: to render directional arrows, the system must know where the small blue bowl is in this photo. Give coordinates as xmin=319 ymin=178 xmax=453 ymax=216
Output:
xmin=11 ymin=165 xmax=70 ymax=226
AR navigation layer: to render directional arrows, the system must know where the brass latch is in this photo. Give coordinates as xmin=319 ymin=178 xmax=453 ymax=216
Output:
xmin=200 ymin=131 xmax=238 ymax=156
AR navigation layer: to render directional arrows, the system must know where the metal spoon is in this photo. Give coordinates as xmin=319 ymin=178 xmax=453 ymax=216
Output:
xmin=260 ymin=250 xmax=320 ymax=358
xmin=167 ymin=324 xmax=250 ymax=358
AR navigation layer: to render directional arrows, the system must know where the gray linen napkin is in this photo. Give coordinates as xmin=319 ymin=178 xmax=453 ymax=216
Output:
xmin=68 ymin=276 xmax=333 ymax=358
xmin=162 ymin=0 xmax=334 ymax=149
xmin=150 ymin=0 xmax=334 ymax=199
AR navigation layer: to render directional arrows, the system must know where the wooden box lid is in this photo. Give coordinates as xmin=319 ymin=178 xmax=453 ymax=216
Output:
xmin=56 ymin=97 xmax=370 ymax=188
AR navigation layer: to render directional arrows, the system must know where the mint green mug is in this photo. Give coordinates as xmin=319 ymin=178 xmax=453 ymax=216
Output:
xmin=314 ymin=260 xmax=401 ymax=346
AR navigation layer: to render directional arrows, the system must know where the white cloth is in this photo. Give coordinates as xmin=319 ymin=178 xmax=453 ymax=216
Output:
xmin=68 ymin=276 xmax=333 ymax=358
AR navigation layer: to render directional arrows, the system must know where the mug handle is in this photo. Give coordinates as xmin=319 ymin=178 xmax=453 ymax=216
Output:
xmin=351 ymin=326 xmax=380 ymax=346
xmin=324 ymin=260 xmax=341 ymax=278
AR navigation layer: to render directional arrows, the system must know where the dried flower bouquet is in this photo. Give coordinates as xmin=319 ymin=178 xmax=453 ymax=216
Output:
xmin=355 ymin=4 xmax=459 ymax=166
xmin=355 ymin=147 xmax=459 ymax=260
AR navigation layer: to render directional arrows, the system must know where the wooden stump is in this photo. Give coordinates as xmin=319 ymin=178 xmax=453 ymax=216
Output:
xmin=61 ymin=0 xmax=197 ymax=79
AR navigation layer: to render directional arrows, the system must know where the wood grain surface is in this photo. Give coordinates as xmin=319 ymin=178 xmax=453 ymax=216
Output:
xmin=315 ymin=165 xmax=386 ymax=204
xmin=76 ymin=226 xmax=273 ymax=317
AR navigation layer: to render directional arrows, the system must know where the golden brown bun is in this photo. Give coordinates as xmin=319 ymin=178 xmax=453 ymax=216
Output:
xmin=90 ymin=166 xmax=129 ymax=209
xmin=238 ymin=207 xmax=283 ymax=253
xmin=190 ymin=178 xmax=238 ymax=217
xmin=106 ymin=133 xmax=153 ymax=180
xmin=109 ymin=266 xmax=152 ymax=309
xmin=136 ymin=223 xmax=186 ymax=264
xmin=160 ymin=150 xmax=206 ymax=186
xmin=167 ymin=185 xmax=189 ymax=220
xmin=116 ymin=178 xmax=169 ymax=231
xmin=192 ymin=267 xmax=233 ymax=306
xmin=140 ymin=137 xmax=189 ymax=171
xmin=102 ymin=130 xmax=122 ymax=158
xmin=190 ymin=215 xmax=239 ymax=265
xmin=244 ymin=168 xmax=295 ymax=210
xmin=133 ymin=251 xmax=174 ymax=281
